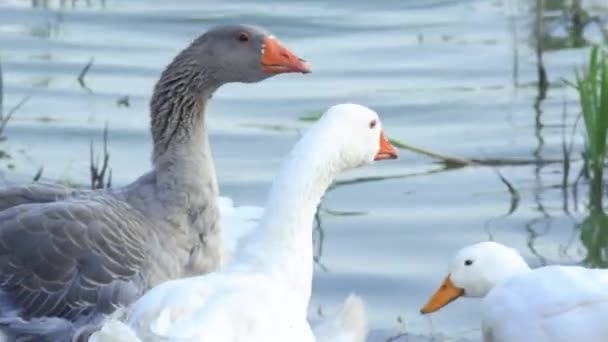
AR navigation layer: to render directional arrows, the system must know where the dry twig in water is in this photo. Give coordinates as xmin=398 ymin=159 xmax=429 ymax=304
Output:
xmin=78 ymin=57 xmax=94 ymax=93
xmin=90 ymin=124 xmax=112 ymax=189
xmin=32 ymin=167 xmax=43 ymax=182
xmin=0 ymin=58 xmax=33 ymax=139
xmin=0 ymin=96 xmax=31 ymax=140
xmin=0 ymin=58 xmax=3 ymax=119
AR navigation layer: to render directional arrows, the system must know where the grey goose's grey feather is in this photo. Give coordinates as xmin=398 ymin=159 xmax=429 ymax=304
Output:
xmin=0 ymin=195 xmax=147 ymax=341
xmin=0 ymin=182 xmax=75 ymax=212
xmin=0 ymin=24 xmax=309 ymax=341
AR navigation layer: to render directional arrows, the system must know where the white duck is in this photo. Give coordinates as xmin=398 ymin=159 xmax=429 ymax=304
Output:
xmin=420 ymin=241 xmax=608 ymax=342
xmin=90 ymin=103 xmax=397 ymax=342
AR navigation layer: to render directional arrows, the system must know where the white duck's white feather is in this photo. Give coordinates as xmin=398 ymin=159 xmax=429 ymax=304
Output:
xmin=90 ymin=103 xmax=386 ymax=342
xmin=481 ymin=265 xmax=608 ymax=342
xmin=434 ymin=242 xmax=608 ymax=342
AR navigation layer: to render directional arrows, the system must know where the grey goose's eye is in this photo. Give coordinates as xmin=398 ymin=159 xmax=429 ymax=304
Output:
xmin=369 ymin=120 xmax=377 ymax=129
xmin=238 ymin=33 xmax=249 ymax=42
xmin=464 ymin=259 xmax=473 ymax=266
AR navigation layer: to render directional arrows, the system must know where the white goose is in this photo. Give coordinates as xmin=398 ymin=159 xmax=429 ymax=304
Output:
xmin=90 ymin=103 xmax=398 ymax=342
xmin=421 ymin=241 xmax=608 ymax=342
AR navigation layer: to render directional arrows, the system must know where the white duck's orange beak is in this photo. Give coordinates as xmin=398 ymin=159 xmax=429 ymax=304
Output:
xmin=374 ymin=130 xmax=399 ymax=161
xmin=262 ymin=36 xmax=311 ymax=74
xmin=420 ymin=274 xmax=465 ymax=314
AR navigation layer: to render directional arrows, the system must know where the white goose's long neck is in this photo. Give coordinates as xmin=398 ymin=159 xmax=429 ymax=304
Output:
xmin=234 ymin=130 xmax=339 ymax=313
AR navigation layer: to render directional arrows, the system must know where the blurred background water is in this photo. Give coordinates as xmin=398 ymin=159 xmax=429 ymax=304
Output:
xmin=1 ymin=0 xmax=607 ymax=340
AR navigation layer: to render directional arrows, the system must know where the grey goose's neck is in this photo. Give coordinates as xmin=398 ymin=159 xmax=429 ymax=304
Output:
xmin=142 ymin=45 xmax=223 ymax=275
xmin=151 ymin=47 xmax=218 ymax=161
xmin=149 ymin=45 xmax=221 ymax=203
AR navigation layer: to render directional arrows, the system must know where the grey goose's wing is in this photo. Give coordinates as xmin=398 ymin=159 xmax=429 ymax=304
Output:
xmin=0 ymin=182 xmax=77 ymax=212
xmin=0 ymin=196 xmax=147 ymax=340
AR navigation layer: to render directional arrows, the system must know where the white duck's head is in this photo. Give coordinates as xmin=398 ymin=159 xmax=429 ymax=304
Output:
xmin=420 ymin=241 xmax=531 ymax=314
xmin=308 ymin=103 xmax=398 ymax=171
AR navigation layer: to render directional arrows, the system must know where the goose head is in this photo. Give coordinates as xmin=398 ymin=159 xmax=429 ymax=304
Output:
xmin=149 ymin=24 xmax=311 ymax=156
xmin=187 ymin=24 xmax=310 ymax=84
xmin=311 ymin=103 xmax=399 ymax=172
xmin=234 ymin=104 xmax=399 ymax=268
xmin=420 ymin=242 xmax=531 ymax=314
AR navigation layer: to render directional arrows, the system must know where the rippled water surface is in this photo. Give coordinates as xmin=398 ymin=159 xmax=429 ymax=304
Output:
xmin=1 ymin=0 xmax=608 ymax=340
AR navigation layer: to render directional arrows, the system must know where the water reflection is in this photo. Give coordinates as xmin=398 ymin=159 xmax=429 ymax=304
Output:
xmin=579 ymin=209 xmax=608 ymax=267
xmin=513 ymin=0 xmax=608 ymax=268
xmin=530 ymin=0 xmax=550 ymax=261
xmin=26 ymin=0 xmax=108 ymax=41
xmin=578 ymin=156 xmax=608 ymax=267
xmin=30 ymin=0 xmax=106 ymax=9
xmin=538 ymin=0 xmax=606 ymax=50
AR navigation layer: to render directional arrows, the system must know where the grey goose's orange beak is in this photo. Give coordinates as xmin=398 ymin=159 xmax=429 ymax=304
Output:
xmin=262 ymin=36 xmax=311 ymax=74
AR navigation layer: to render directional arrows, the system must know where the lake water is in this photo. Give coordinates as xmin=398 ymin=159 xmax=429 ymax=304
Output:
xmin=1 ymin=0 xmax=608 ymax=341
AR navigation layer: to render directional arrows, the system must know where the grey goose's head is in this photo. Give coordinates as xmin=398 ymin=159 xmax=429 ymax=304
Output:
xmin=180 ymin=24 xmax=310 ymax=85
xmin=150 ymin=24 xmax=310 ymax=158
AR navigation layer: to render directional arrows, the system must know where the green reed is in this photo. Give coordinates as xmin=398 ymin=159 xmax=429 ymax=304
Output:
xmin=575 ymin=45 xmax=608 ymax=210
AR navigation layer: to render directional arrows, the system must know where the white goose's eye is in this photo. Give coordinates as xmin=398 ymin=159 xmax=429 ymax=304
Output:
xmin=464 ymin=259 xmax=473 ymax=266
xmin=369 ymin=120 xmax=377 ymax=129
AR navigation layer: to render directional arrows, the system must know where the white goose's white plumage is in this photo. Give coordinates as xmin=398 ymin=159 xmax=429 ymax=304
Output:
xmin=217 ymin=196 xmax=264 ymax=264
xmin=88 ymin=309 xmax=137 ymax=342
xmin=421 ymin=242 xmax=608 ymax=342
xmin=310 ymin=294 xmax=368 ymax=342
xmin=90 ymin=103 xmax=397 ymax=342
xmin=89 ymin=293 xmax=367 ymax=342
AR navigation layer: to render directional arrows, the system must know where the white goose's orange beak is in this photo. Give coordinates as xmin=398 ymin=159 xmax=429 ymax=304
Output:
xmin=262 ymin=36 xmax=311 ymax=74
xmin=374 ymin=130 xmax=398 ymax=161
xmin=420 ymin=274 xmax=465 ymax=314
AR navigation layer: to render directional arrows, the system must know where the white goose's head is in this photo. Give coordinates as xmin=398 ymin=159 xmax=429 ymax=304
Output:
xmin=420 ymin=241 xmax=531 ymax=314
xmin=309 ymin=103 xmax=398 ymax=172
xmin=233 ymin=104 xmax=398 ymax=265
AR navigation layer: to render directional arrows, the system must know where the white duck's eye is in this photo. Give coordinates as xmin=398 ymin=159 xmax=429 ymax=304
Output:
xmin=369 ymin=120 xmax=377 ymax=129
xmin=464 ymin=259 xmax=473 ymax=266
